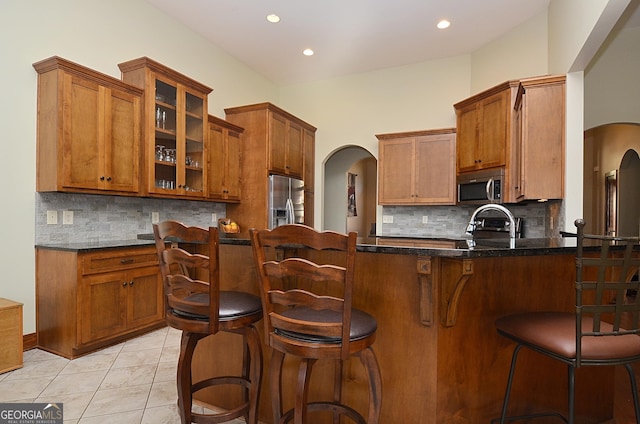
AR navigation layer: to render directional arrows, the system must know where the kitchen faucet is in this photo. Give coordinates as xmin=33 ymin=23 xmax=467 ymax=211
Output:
xmin=466 ymin=203 xmax=517 ymax=247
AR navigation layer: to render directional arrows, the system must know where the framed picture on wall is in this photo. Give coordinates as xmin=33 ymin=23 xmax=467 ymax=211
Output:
xmin=347 ymin=172 xmax=357 ymax=217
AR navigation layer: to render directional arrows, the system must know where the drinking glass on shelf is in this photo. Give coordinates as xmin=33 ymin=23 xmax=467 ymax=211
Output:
xmin=164 ymin=149 xmax=176 ymax=163
xmin=155 ymin=145 xmax=165 ymax=161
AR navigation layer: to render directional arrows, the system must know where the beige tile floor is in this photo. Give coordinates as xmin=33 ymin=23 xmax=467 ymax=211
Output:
xmin=0 ymin=327 xmax=248 ymax=424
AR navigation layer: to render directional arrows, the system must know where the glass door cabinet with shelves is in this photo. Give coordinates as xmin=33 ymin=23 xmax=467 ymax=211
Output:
xmin=119 ymin=57 xmax=212 ymax=199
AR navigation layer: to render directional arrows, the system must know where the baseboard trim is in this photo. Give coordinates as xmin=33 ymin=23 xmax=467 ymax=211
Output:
xmin=23 ymin=333 xmax=37 ymax=351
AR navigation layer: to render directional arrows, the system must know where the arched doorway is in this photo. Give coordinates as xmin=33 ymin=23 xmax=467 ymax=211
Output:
xmin=323 ymin=146 xmax=377 ymax=237
xmin=618 ymin=149 xmax=640 ymax=236
xmin=583 ymin=123 xmax=640 ymax=235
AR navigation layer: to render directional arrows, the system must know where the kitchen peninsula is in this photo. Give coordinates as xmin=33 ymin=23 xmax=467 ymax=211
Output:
xmin=190 ymin=236 xmax=613 ymax=424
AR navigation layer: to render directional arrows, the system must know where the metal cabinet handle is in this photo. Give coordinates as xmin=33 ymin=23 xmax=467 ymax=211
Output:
xmin=120 ymin=258 xmax=134 ymax=264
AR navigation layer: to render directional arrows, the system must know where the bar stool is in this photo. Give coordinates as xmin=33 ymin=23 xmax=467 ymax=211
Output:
xmin=153 ymin=221 xmax=263 ymax=424
xmin=250 ymin=224 xmax=382 ymax=424
xmin=494 ymin=219 xmax=640 ymax=423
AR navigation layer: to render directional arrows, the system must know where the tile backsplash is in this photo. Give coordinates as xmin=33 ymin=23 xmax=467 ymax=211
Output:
xmin=36 ymin=192 xmax=226 ymax=244
xmin=380 ymin=200 xmax=564 ymax=239
xmin=36 ymin=192 xmax=564 ymax=245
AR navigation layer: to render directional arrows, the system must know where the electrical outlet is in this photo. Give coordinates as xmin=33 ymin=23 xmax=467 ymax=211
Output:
xmin=46 ymin=210 xmax=58 ymax=225
xmin=62 ymin=210 xmax=73 ymax=225
xmin=152 ymin=212 xmax=159 ymax=224
xmin=211 ymin=213 xmax=217 ymax=223
xmin=422 ymin=216 xmax=429 ymax=224
xmin=382 ymin=215 xmax=393 ymax=224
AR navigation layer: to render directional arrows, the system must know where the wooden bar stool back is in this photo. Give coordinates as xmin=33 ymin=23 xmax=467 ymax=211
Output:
xmin=494 ymin=218 xmax=640 ymax=423
xmin=153 ymin=221 xmax=263 ymax=424
xmin=250 ymin=224 xmax=382 ymax=424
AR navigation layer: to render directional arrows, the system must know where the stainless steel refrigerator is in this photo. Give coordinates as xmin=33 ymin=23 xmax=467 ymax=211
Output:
xmin=268 ymin=174 xmax=305 ymax=229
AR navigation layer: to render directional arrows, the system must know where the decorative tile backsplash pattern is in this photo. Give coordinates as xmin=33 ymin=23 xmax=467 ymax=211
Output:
xmin=381 ymin=201 xmax=562 ymax=239
xmin=36 ymin=192 xmax=562 ymax=244
xmin=36 ymin=192 xmax=226 ymax=244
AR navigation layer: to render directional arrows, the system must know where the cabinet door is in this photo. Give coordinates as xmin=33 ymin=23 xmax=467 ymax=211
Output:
xmin=225 ymin=130 xmax=242 ymax=201
xmin=126 ymin=266 xmax=163 ymax=329
xmin=456 ymin=104 xmax=479 ymax=173
xmin=378 ymin=139 xmax=415 ymax=204
xmin=181 ymin=88 xmax=206 ymax=197
xmin=105 ymin=86 xmax=141 ymax=193
xmin=477 ymin=91 xmax=508 ymax=169
xmin=414 ymin=134 xmax=456 ymax=204
xmin=515 ymin=82 xmax=565 ymax=201
xmin=80 ymin=272 xmax=128 ymax=344
xmin=207 ymin=125 xmax=242 ymax=202
xmin=286 ymin=121 xmax=304 ymax=177
xmin=208 ymin=125 xmax=226 ymax=199
xmin=304 ymin=128 xmax=315 ymax=191
xmin=512 ymin=101 xmax=525 ymax=199
xmin=269 ymin=112 xmax=288 ymax=174
xmin=62 ymin=74 xmax=102 ymax=190
xmin=61 ymin=74 xmax=141 ymax=193
xmin=150 ymin=77 xmax=178 ymax=195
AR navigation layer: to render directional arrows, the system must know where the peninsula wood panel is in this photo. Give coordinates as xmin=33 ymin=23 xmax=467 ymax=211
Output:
xmin=191 ymin=244 xmax=614 ymax=423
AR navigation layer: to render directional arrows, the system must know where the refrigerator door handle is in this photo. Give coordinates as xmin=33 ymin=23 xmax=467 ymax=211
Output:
xmin=285 ymin=198 xmax=295 ymax=225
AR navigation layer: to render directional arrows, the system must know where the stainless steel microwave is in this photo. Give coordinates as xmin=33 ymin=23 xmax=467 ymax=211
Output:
xmin=457 ymin=168 xmax=504 ymax=204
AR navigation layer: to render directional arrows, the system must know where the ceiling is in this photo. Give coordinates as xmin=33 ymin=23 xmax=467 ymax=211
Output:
xmin=145 ymin=0 xmax=640 ymax=86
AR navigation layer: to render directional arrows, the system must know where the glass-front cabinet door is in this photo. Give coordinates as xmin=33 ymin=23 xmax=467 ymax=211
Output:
xmin=152 ymin=79 xmax=206 ymax=197
xmin=119 ymin=57 xmax=212 ymax=199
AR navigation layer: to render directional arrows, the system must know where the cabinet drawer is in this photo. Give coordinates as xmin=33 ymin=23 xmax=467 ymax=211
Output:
xmin=82 ymin=247 xmax=158 ymax=275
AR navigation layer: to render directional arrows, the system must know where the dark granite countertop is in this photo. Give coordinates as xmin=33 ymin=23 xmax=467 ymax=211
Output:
xmin=36 ymin=234 xmax=581 ymax=258
xmin=35 ymin=238 xmax=156 ymax=252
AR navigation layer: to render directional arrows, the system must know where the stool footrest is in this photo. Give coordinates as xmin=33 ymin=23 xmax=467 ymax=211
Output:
xmin=281 ymin=401 xmax=367 ymax=424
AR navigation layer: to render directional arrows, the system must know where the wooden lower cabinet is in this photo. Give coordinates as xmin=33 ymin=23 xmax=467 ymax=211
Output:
xmin=0 ymin=299 xmax=23 ymax=373
xmin=36 ymin=245 xmax=164 ymax=359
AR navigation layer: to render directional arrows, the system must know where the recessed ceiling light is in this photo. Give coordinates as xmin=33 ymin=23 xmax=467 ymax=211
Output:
xmin=266 ymin=14 xmax=280 ymax=23
xmin=437 ymin=19 xmax=451 ymax=29
xmin=303 ymin=48 xmax=314 ymax=56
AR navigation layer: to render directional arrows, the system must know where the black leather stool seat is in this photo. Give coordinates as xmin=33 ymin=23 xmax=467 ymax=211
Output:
xmin=172 ymin=291 xmax=262 ymax=321
xmin=275 ymin=307 xmax=377 ymax=343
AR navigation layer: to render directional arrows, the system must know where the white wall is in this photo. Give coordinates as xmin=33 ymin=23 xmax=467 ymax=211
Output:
xmin=585 ymin=26 xmax=640 ymax=129
xmin=470 ymin=10 xmax=549 ymax=93
xmin=547 ymin=0 xmax=632 ymax=230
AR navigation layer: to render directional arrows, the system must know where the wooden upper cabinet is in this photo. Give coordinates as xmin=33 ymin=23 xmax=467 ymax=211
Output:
xmin=377 ymin=129 xmax=456 ymax=205
xmin=268 ymin=110 xmax=304 ymax=178
xmin=454 ymin=82 xmax=518 ymax=174
xmin=455 ymin=75 xmax=566 ymax=202
xmin=33 ymin=56 xmax=143 ymax=194
xmin=510 ymin=75 xmax=566 ymax=202
xmin=118 ymin=57 xmax=212 ymax=200
xmin=207 ymin=115 xmax=243 ymax=202
xmin=224 ymin=102 xmax=316 ymax=236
